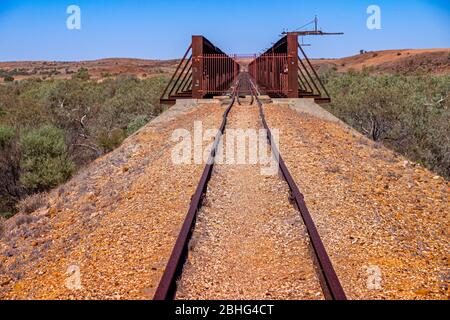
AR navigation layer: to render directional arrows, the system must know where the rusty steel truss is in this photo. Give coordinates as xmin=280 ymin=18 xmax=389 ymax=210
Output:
xmin=160 ymin=33 xmax=331 ymax=105
xmin=160 ymin=36 xmax=239 ymax=105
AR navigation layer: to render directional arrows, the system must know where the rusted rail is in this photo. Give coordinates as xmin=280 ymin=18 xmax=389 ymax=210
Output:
xmin=153 ymin=80 xmax=240 ymax=300
xmin=155 ymin=73 xmax=345 ymax=300
xmin=248 ymin=76 xmax=346 ymax=300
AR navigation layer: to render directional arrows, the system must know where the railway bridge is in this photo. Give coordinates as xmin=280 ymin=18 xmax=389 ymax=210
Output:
xmin=3 ymin=31 xmax=447 ymax=303
xmin=160 ymin=34 xmax=330 ymax=105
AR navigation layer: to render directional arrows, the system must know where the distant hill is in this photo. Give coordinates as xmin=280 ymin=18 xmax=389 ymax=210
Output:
xmin=311 ymin=49 xmax=450 ymax=74
xmin=0 ymin=58 xmax=179 ymax=82
xmin=1 ymin=49 xmax=449 ymax=83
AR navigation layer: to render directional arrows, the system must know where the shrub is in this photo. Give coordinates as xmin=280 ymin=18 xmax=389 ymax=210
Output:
xmin=3 ymin=75 xmax=14 ymax=82
xmin=16 ymin=193 xmax=48 ymax=214
xmin=322 ymin=71 xmax=450 ymax=178
xmin=0 ymin=125 xmax=15 ymax=149
xmin=101 ymin=72 xmax=112 ymax=78
xmin=0 ymin=217 xmax=4 ymax=237
xmin=1 ymin=212 xmax=14 ymax=219
xmin=20 ymin=125 xmax=75 ymax=191
xmin=127 ymin=115 xmax=149 ymax=136
xmin=0 ymin=75 xmax=168 ymax=214
xmin=97 ymin=128 xmax=126 ymax=152
xmin=72 ymin=68 xmax=90 ymax=81
xmin=0 ymin=125 xmax=22 ymax=213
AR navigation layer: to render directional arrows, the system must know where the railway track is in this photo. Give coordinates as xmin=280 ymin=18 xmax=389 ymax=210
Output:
xmin=154 ymin=73 xmax=346 ymax=300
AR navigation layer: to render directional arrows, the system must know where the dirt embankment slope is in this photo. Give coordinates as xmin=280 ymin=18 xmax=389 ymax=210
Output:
xmin=0 ymin=99 xmax=448 ymax=300
xmin=0 ymin=100 xmax=226 ymax=299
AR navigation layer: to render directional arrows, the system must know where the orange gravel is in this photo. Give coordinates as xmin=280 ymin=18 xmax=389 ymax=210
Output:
xmin=176 ymin=102 xmax=323 ymax=300
xmin=264 ymin=102 xmax=449 ymax=300
xmin=1 ymin=98 xmax=448 ymax=300
xmin=0 ymin=101 xmax=227 ymax=299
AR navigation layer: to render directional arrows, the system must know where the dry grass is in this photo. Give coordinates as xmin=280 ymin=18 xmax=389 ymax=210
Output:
xmin=16 ymin=193 xmax=49 ymax=214
xmin=11 ymin=214 xmax=35 ymax=228
xmin=0 ymin=217 xmax=5 ymax=238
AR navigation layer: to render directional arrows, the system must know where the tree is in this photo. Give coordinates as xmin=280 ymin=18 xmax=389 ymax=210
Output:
xmin=0 ymin=125 xmax=22 ymax=212
xmin=72 ymin=67 xmax=90 ymax=81
xmin=20 ymin=125 xmax=74 ymax=191
xmin=127 ymin=115 xmax=149 ymax=136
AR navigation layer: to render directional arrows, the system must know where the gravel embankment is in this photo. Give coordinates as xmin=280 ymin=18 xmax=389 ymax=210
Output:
xmin=2 ymin=98 xmax=447 ymax=300
xmin=0 ymin=102 xmax=227 ymax=299
xmin=177 ymin=102 xmax=323 ymax=300
xmin=264 ymin=102 xmax=449 ymax=300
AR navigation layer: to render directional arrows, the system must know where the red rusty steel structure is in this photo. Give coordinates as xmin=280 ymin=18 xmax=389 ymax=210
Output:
xmin=249 ymin=33 xmax=330 ymax=103
xmin=202 ymin=54 xmax=240 ymax=95
xmin=248 ymin=53 xmax=289 ymax=95
xmin=160 ymin=36 xmax=239 ymax=104
xmin=161 ymin=33 xmax=332 ymax=105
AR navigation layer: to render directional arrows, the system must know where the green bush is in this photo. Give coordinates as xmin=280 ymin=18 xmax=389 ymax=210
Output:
xmin=20 ymin=125 xmax=74 ymax=191
xmin=1 ymin=211 xmax=14 ymax=219
xmin=0 ymin=75 xmax=169 ymax=215
xmin=3 ymin=75 xmax=14 ymax=82
xmin=127 ymin=115 xmax=149 ymax=136
xmin=322 ymin=71 xmax=450 ymax=178
xmin=0 ymin=125 xmax=15 ymax=149
xmin=0 ymin=125 xmax=21 ymax=213
xmin=72 ymin=67 xmax=90 ymax=81
xmin=97 ymin=128 xmax=126 ymax=152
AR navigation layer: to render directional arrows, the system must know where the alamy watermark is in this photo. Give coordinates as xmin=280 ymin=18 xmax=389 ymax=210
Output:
xmin=367 ymin=5 xmax=382 ymax=30
xmin=171 ymin=121 xmax=280 ymax=176
xmin=66 ymin=5 xmax=81 ymax=30
xmin=366 ymin=265 xmax=382 ymax=290
xmin=65 ymin=264 xmax=83 ymax=290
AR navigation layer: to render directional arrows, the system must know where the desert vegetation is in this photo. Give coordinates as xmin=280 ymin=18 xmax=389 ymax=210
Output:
xmin=0 ymin=71 xmax=168 ymax=217
xmin=1 ymin=61 xmax=449 ymax=219
xmin=321 ymin=70 xmax=450 ymax=179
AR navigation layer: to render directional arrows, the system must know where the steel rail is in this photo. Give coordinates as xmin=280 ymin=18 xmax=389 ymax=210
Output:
xmin=248 ymin=77 xmax=347 ymax=300
xmin=153 ymin=80 xmax=240 ymax=301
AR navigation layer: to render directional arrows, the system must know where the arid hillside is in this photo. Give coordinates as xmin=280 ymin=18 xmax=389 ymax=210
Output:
xmin=311 ymin=48 xmax=450 ymax=74
xmin=2 ymin=48 xmax=449 ymax=84
xmin=0 ymin=58 xmax=179 ymax=82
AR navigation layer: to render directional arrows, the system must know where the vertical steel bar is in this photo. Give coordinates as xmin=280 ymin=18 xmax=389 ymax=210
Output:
xmin=287 ymin=33 xmax=299 ymax=98
xmin=192 ymin=36 xmax=203 ymax=99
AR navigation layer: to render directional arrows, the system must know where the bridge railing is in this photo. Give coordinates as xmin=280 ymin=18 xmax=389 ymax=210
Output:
xmin=201 ymin=54 xmax=239 ymax=96
xmin=160 ymin=34 xmax=331 ymax=105
xmin=161 ymin=36 xmax=239 ymax=105
xmin=249 ymin=33 xmax=331 ymax=103
xmin=160 ymin=45 xmax=193 ymax=105
xmin=248 ymin=53 xmax=289 ymax=97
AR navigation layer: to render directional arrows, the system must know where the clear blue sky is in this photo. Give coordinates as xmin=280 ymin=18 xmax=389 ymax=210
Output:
xmin=0 ymin=0 xmax=449 ymax=61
